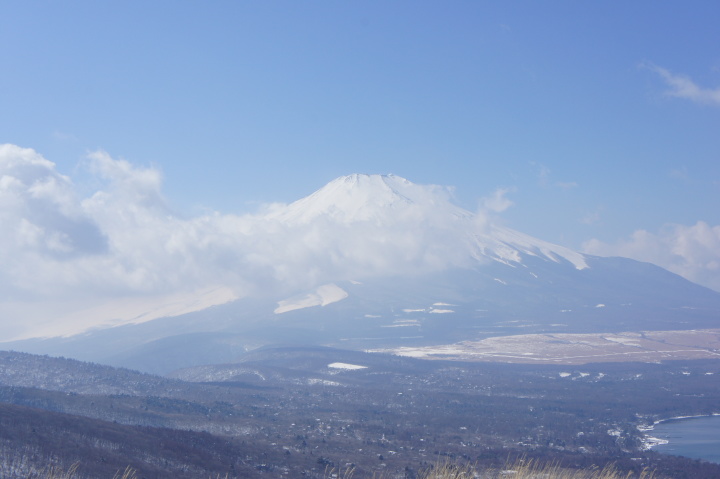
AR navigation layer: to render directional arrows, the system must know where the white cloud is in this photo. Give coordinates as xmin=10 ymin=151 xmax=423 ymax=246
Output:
xmin=644 ymin=62 xmax=720 ymax=107
xmin=580 ymin=211 xmax=600 ymax=225
xmin=535 ymin=163 xmax=577 ymax=190
xmin=481 ymin=187 xmax=515 ymax=213
xmin=583 ymin=221 xmax=720 ymax=292
xmin=0 ymin=145 xmax=107 ymax=291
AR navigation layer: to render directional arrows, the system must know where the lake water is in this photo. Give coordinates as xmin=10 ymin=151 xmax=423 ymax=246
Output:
xmin=649 ymin=415 xmax=720 ymax=464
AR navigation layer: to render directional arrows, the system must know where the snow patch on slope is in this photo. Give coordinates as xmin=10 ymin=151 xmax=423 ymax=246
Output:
xmin=274 ymin=283 xmax=348 ymax=314
xmin=9 ymin=286 xmax=239 ymax=341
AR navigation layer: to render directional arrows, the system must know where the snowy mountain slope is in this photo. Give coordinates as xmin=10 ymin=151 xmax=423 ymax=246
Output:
xmin=471 ymin=224 xmax=588 ymax=270
xmin=3 ymin=174 xmax=720 ymax=373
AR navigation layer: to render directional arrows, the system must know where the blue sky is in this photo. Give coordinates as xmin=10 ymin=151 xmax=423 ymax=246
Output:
xmin=1 ymin=1 xmax=720 ymax=317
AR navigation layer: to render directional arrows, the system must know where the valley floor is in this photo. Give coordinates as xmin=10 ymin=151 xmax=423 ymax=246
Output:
xmin=1 ymin=349 xmax=720 ymax=478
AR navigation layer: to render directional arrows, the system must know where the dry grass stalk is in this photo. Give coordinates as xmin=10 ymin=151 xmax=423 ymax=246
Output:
xmin=417 ymin=458 xmax=656 ymax=479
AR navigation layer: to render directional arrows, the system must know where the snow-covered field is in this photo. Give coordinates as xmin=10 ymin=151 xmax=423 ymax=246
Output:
xmin=328 ymin=362 xmax=368 ymax=370
xmin=376 ymin=329 xmax=720 ymax=364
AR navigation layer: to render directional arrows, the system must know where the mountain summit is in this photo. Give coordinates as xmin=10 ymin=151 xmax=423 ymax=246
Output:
xmin=267 ymin=173 xmax=469 ymax=224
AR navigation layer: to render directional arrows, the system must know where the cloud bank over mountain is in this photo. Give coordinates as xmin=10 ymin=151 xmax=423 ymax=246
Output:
xmin=0 ymin=145 xmax=495 ymax=338
xmin=1 ymin=144 xmax=718 ymax=340
xmin=584 ymin=222 xmax=720 ymax=293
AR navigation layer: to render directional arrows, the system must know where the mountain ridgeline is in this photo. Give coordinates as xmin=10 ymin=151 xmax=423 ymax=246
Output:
xmin=4 ymin=174 xmax=720 ymax=374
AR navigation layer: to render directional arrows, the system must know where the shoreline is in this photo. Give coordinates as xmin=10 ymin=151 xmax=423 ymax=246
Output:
xmin=639 ymin=413 xmax=720 ymax=451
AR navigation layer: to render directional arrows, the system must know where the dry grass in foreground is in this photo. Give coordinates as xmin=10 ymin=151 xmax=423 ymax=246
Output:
xmin=416 ymin=459 xmax=655 ymax=479
xmin=24 ymin=463 xmax=136 ymax=479
xmin=322 ymin=459 xmax=656 ymax=479
xmin=27 ymin=459 xmax=656 ymax=479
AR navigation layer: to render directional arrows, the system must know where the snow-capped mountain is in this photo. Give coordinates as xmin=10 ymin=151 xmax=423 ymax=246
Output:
xmin=266 ymin=173 xmax=471 ymax=224
xmin=267 ymin=173 xmax=587 ymax=270
xmin=4 ymin=174 xmax=720 ymax=373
